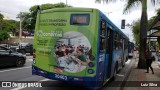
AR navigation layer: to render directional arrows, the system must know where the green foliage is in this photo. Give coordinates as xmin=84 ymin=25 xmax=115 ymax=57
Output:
xmin=2 ymin=20 xmax=19 ymax=35
xmin=131 ymin=19 xmax=140 ymax=49
xmin=0 ymin=31 xmax=9 ymax=41
xmin=0 ymin=13 xmax=3 ymax=20
xmin=0 ymin=13 xmax=4 ymax=30
xmin=28 ymin=2 xmax=67 ymax=30
xmin=17 ymin=12 xmax=32 ymax=31
xmin=156 ymin=8 xmax=160 ymax=15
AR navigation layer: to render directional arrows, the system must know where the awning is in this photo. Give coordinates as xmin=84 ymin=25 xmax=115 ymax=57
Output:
xmin=148 ymin=15 xmax=160 ymax=31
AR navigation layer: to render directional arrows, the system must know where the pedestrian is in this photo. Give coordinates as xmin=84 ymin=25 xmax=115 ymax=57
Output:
xmin=145 ymin=48 xmax=154 ymax=74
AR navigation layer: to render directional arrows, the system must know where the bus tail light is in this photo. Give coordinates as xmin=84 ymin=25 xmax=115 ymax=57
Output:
xmin=33 ymin=49 xmax=36 ymax=53
xmin=33 ymin=54 xmax=36 ymax=58
xmin=88 ymin=62 xmax=94 ymax=67
xmin=88 ymin=69 xmax=94 ymax=74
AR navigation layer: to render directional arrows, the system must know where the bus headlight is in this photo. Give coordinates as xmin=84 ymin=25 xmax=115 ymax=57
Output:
xmin=88 ymin=62 xmax=94 ymax=67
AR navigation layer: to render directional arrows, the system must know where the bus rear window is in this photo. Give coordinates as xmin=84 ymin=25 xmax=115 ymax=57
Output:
xmin=70 ymin=14 xmax=90 ymax=25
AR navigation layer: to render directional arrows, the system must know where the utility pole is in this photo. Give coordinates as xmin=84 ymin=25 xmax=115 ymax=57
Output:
xmin=19 ymin=17 xmax=22 ymax=43
xmin=66 ymin=0 xmax=68 ymax=6
xmin=17 ymin=12 xmax=24 ymax=43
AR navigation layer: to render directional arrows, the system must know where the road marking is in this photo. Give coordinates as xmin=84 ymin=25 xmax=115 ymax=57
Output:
xmin=40 ymin=79 xmax=50 ymax=81
xmin=0 ymin=66 xmax=31 ymax=73
xmin=10 ymin=79 xmax=50 ymax=90
xmin=26 ymin=59 xmax=33 ymax=62
xmin=116 ymin=74 xmax=124 ymax=77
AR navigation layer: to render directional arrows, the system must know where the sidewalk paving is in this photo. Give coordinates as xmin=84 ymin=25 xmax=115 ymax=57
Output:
xmin=123 ymin=58 xmax=160 ymax=90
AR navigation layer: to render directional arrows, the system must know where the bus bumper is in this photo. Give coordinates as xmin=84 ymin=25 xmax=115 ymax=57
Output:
xmin=32 ymin=65 xmax=98 ymax=89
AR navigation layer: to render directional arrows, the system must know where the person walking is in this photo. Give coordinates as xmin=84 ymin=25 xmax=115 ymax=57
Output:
xmin=145 ymin=49 xmax=154 ymax=74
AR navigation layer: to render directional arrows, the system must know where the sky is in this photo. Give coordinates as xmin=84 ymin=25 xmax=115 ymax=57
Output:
xmin=0 ymin=0 xmax=160 ymax=42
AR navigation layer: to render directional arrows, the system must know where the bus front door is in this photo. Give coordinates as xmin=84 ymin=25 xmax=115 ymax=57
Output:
xmin=105 ymin=28 xmax=113 ymax=79
xmin=97 ymin=20 xmax=107 ymax=87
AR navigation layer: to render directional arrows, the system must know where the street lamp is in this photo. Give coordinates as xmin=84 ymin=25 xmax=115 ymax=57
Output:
xmin=16 ymin=12 xmax=31 ymax=42
xmin=125 ymin=23 xmax=132 ymax=28
xmin=17 ymin=15 xmax=24 ymax=43
xmin=104 ymin=12 xmax=112 ymax=17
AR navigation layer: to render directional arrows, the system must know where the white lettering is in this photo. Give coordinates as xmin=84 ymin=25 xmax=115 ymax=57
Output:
xmin=36 ymin=30 xmax=63 ymax=37
xmin=149 ymin=83 xmax=157 ymax=86
xmin=141 ymin=83 xmax=148 ymax=86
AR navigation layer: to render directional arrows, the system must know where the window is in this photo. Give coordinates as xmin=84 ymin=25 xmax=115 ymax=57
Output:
xmin=114 ymin=32 xmax=123 ymax=50
xmin=106 ymin=28 xmax=111 ymax=52
xmin=124 ymin=39 xmax=128 ymax=49
xmin=114 ymin=32 xmax=118 ymax=50
xmin=100 ymin=20 xmax=106 ymax=51
xmin=0 ymin=47 xmax=7 ymax=52
xmin=70 ymin=14 xmax=90 ymax=25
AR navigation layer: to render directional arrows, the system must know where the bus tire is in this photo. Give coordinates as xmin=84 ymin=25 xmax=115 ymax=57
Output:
xmin=122 ymin=62 xmax=125 ymax=67
xmin=125 ymin=57 xmax=128 ymax=62
xmin=112 ymin=63 xmax=118 ymax=81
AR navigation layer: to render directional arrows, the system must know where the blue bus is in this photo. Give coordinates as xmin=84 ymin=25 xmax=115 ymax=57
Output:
xmin=32 ymin=8 xmax=129 ymax=89
xmin=128 ymin=42 xmax=134 ymax=58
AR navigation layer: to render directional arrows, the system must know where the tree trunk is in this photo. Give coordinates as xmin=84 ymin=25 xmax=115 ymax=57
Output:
xmin=138 ymin=0 xmax=148 ymax=69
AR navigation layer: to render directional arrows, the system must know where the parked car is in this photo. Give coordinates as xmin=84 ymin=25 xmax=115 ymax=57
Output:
xmin=0 ymin=44 xmax=9 ymax=48
xmin=17 ymin=43 xmax=33 ymax=55
xmin=19 ymin=43 xmax=29 ymax=49
xmin=0 ymin=46 xmax=26 ymax=67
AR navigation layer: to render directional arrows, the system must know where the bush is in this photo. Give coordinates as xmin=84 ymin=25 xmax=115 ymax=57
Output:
xmin=0 ymin=31 xmax=9 ymax=41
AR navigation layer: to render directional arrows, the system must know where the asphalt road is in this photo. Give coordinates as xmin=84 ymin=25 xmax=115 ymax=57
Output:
xmin=0 ymin=56 xmax=136 ymax=90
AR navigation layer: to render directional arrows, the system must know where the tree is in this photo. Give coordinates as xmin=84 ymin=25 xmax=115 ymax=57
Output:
xmin=131 ymin=19 xmax=140 ymax=49
xmin=96 ymin=0 xmax=160 ymax=69
xmin=17 ymin=12 xmax=32 ymax=31
xmin=0 ymin=13 xmax=4 ymax=30
xmin=132 ymin=8 xmax=160 ymax=50
xmin=29 ymin=3 xmax=67 ymax=30
xmin=2 ymin=20 xmax=19 ymax=35
xmin=156 ymin=8 xmax=160 ymax=15
xmin=0 ymin=31 xmax=9 ymax=41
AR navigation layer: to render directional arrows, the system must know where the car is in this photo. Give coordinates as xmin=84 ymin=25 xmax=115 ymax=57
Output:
xmin=0 ymin=46 xmax=26 ymax=67
xmin=19 ymin=43 xmax=29 ymax=49
xmin=0 ymin=44 xmax=9 ymax=48
xmin=17 ymin=43 xmax=33 ymax=55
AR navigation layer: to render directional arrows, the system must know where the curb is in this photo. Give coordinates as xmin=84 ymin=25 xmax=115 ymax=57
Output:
xmin=155 ymin=61 xmax=160 ymax=68
xmin=119 ymin=59 xmax=135 ymax=90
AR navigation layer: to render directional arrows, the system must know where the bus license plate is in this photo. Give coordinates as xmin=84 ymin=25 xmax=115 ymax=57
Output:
xmin=55 ymin=74 xmax=67 ymax=80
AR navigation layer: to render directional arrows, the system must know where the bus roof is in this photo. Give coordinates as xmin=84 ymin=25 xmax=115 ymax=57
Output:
xmin=41 ymin=7 xmax=97 ymax=14
xmin=99 ymin=11 xmax=129 ymax=40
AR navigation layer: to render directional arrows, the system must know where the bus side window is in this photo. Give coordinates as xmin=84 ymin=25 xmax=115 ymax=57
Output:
xmin=106 ymin=28 xmax=111 ymax=52
xmin=100 ymin=20 xmax=106 ymax=51
xmin=114 ymin=31 xmax=119 ymax=50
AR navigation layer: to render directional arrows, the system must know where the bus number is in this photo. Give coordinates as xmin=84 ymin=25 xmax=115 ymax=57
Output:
xmin=55 ymin=74 xmax=67 ymax=80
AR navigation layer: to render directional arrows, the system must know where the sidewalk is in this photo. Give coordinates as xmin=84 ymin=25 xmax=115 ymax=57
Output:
xmin=123 ymin=58 xmax=160 ymax=90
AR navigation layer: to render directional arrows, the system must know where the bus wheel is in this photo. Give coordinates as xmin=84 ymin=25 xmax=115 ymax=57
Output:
xmin=122 ymin=60 xmax=125 ymax=67
xmin=112 ymin=63 xmax=118 ymax=81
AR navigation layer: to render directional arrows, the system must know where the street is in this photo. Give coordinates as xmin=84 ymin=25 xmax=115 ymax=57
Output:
xmin=0 ymin=56 xmax=136 ymax=90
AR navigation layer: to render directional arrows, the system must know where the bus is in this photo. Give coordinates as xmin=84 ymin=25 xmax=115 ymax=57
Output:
xmin=128 ymin=42 xmax=134 ymax=58
xmin=32 ymin=8 xmax=129 ymax=89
